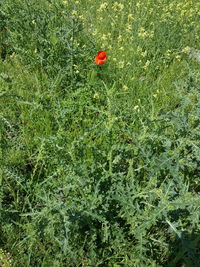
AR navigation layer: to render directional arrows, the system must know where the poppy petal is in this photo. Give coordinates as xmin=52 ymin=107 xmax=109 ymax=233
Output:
xmin=94 ymin=57 xmax=106 ymax=65
xmin=97 ymin=51 xmax=107 ymax=60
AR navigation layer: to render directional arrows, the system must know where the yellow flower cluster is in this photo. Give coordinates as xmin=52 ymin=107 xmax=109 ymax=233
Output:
xmin=112 ymin=2 xmax=124 ymax=11
xmin=182 ymin=46 xmax=190 ymax=54
xmin=143 ymin=60 xmax=150 ymax=70
xmin=128 ymin=14 xmax=134 ymax=21
xmin=71 ymin=10 xmax=78 ymax=16
xmin=123 ymin=85 xmax=128 ymax=91
xmin=118 ymin=61 xmax=125 ymax=68
xmin=93 ymin=93 xmax=100 ymax=99
xmin=138 ymin=27 xmax=154 ymax=38
xmin=141 ymin=51 xmax=147 ymax=57
xmin=125 ymin=23 xmax=132 ymax=33
xmin=98 ymin=2 xmax=108 ymax=12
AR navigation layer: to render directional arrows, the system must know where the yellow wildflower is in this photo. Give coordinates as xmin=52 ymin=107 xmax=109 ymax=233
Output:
xmin=123 ymin=85 xmax=128 ymax=91
xmin=143 ymin=60 xmax=150 ymax=69
xmin=182 ymin=46 xmax=190 ymax=54
xmin=118 ymin=61 xmax=125 ymax=68
xmin=99 ymin=2 xmax=108 ymax=11
xmin=93 ymin=93 xmax=100 ymax=99
xmin=128 ymin=14 xmax=134 ymax=21
xmin=71 ymin=10 xmax=78 ymax=16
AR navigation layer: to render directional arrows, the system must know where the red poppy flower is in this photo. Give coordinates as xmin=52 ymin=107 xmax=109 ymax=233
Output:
xmin=94 ymin=50 xmax=107 ymax=65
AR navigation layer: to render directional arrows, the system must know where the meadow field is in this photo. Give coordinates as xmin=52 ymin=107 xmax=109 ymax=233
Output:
xmin=0 ymin=0 xmax=200 ymax=266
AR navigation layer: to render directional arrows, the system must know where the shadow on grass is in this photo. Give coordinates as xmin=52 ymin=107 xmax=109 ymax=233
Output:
xmin=166 ymin=230 xmax=200 ymax=267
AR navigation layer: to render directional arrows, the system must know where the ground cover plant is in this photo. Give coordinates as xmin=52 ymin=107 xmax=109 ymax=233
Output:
xmin=0 ymin=0 xmax=200 ymax=266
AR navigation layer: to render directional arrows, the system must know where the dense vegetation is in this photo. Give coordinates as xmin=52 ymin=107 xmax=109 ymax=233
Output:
xmin=0 ymin=0 xmax=200 ymax=266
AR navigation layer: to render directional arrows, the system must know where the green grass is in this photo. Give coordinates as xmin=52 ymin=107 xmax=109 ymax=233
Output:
xmin=1 ymin=0 xmax=200 ymax=266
